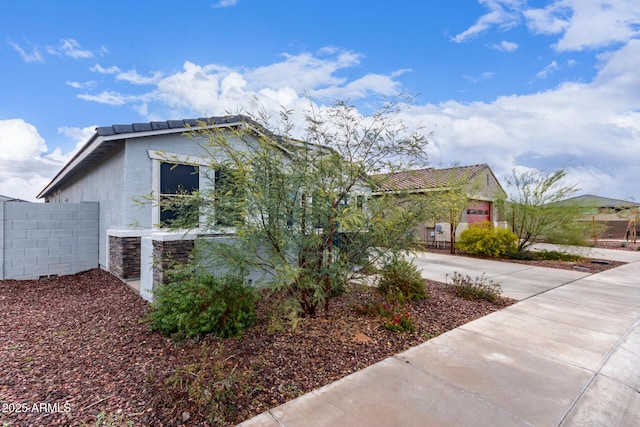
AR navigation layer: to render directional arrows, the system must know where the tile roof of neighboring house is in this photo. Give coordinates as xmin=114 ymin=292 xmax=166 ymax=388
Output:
xmin=373 ymin=164 xmax=490 ymax=192
xmin=557 ymin=194 xmax=639 ymax=208
xmin=0 ymin=194 xmax=28 ymax=202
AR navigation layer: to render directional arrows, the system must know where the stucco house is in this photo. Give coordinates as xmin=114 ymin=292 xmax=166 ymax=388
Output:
xmin=37 ymin=115 xmax=304 ymax=299
xmin=556 ymin=194 xmax=639 ymax=240
xmin=372 ymin=164 xmax=507 ymax=246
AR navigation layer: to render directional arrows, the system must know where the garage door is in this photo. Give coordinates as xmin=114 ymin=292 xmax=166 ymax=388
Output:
xmin=466 ymin=201 xmax=491 ymax=225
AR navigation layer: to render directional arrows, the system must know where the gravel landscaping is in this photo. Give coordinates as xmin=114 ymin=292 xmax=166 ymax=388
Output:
xmin=0 ymin=241 xmax=631 ymax=426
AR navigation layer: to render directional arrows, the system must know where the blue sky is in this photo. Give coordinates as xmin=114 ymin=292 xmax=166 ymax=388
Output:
xmin=1 ymin=0 xmax=639 ymax=202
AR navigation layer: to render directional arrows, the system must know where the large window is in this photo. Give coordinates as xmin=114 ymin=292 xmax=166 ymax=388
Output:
xmin=160 ymin=162 xmax=200 ymax=227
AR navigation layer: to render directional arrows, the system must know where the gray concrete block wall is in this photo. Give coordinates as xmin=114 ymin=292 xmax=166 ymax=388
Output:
xmin=0 ymin=201 xmax=99 ymax=280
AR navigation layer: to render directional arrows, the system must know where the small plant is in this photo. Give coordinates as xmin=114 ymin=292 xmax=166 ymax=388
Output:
xmin=457 ymin=222 xmax=518 ymax=257
xmin=383 ymin=310 xmax=415 ymax=332
xmin=377 ymin=257 xmax=427 ymax=302
xmin=507 ymin=250 xmax=537 ymax=260
xmin=535 ymin=250 xmax=582 ymax=262
xmin=447 ymin=272 xmax=502 ymax=302
xmin=353 ymin=301 xmax=415 ymax=332
xmin=163 ymin=343 xmax=254 ymax=425
xmin=92 ymin=411 xmax=135 ymax=426
xmin=148 ymin=270 xmax=257 ymax=340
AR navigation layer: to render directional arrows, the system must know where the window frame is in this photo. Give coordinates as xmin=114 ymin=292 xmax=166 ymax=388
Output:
xmin=149 ymin=151 xmax=210 ymax=229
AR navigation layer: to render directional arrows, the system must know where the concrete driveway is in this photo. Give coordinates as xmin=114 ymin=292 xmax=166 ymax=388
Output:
xmin=240 ymin=245 xmax=640 ymax=427
xmin=411 ymin=251 xmax=591 ymax=301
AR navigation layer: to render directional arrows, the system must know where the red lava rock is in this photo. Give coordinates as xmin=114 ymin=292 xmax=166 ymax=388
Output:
xmin=1 ymin=267 xmax=518 ymax=426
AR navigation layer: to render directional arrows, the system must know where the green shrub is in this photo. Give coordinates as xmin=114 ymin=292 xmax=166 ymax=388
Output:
xmin=535 ymin=250 xmax=582 ymax=262
xmin=378 ymin=257 xmax=427 ymax=302
xmin=148 ymin=272 xmax=257 ymax=339
xmin=457 ymin=222 xmax=518 ymax=257
xmin=447 ymin=272 xmax=502 ymax=302
xmin=353 ymin=301 xmax=415 ymax=332
xmin=507 ymin=250 xmax=538 ymax=260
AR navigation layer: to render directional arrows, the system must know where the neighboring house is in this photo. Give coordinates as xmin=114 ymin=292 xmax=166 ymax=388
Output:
xmin=37 ymin=115 xmax=304 ymax=299
xmin=0 ymin=195 xmax=29 ymax=202
xmin=557 ymin=194 xmax=640 ymax=239
xmin=372 ymin=164 xmax=507 ymax=246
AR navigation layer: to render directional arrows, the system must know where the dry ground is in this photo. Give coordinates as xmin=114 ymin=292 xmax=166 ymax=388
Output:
xmin=0 ymin=242 xmax=631 ymax=426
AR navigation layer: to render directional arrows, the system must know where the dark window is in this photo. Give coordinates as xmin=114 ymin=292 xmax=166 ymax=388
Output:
xmin=160 ymin=163 xmax=199 ymax=227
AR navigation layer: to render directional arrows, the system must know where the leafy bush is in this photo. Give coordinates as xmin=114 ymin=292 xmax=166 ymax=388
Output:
xmin=507 ymin=250 xmax=538 ymax=260
xmin=353 ymin=301 xmax=415 ymax=332
xmin=457 ymin=222 xmax=518 ymax=257
xmin=377 ymin=257 xmax=427 ymax=302
xmin=447 ymin=272 xmax=502 ymax=302
xmin=148 ymin=272 xmax=257 ymax=339
xmin=535 ymin=250 xmax=582 ymax=262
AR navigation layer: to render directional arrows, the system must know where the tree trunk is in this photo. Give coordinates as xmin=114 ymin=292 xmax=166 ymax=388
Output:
xmin=324 ymin=215 xmax=334 ymax=314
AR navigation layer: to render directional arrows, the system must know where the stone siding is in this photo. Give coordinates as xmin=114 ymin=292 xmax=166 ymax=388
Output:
xmin=108 ymin=236 xmax=142 ymax=279
xmin=152 ymin=239 xmax=195 ymax=285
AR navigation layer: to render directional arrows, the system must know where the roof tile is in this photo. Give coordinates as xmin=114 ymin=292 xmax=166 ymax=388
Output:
xmin=374 ymin=164 xmax=488 ymax=192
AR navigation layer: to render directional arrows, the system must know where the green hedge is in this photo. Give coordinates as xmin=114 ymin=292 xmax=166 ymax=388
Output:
xmin=378 ymin=257 xmax=428 ymax=302
xmin=148 ymin=272 xmax=257 ymax=339
xmin=457 ymin=222 xmax=518 ymax=257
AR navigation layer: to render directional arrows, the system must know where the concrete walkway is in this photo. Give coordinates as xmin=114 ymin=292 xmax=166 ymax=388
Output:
xmin=239 ymin=245 xmax=640 ymax=427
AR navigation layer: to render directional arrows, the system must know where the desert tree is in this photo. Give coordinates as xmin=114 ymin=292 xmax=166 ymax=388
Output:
xmin=180 ymin=100 xmax=431 ymax=318
xmin=505 ymin=168 xmax=588 ymax=251
xmin=428 ymin=169 xmax=475 ymax=254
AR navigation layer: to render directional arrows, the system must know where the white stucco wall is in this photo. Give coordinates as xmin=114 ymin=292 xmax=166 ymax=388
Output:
xmin=48 ymin=129 xmax=256 ymax=269
xmin=47 ymin=145 xmax=125 ymax=268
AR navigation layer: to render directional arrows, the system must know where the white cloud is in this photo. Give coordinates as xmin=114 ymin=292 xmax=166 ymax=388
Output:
xmin=394 ymin=40 xmax=640 ymax=201
xmin=523 ymin=3 xmax=570 ymax=35
xmin=452 ymin=0 xmax=524 ymax=43
xmin=57 ymin=125 xmax=97 ymax=154
xmin=491 ymin=40 xmax=519 ymax=52
xmin=116 ymin=69 xmax=164 ymax=85
xmin=47 ymin=38 xmax=94 ymax=59
xmin=78 ymin=49 xmax=407 ymax=120
xmin=212 ymin=0 xmax=238 ymax=8
xmin=59 ymin=38 xmax=94 ymax=59
xmin=77 ymin=91 xmax=133 ymax=106
xmin=90 ymin=64 xmax=121 ymax=74
xmin=245 ymin=50 xmax=363 ymax=93
xmin=457 ymin=1 xmax=640 ymax=52
xmin=65 ymin=41 xmax=640 ymax=201
xmin=66 ymin=80 xmax=97 ymax=89
xmin=0 ymin=120 xmax=66 ymax=202
xmin=463 ymin=72 xmax=496 ymax=84
xmin=550 ymin=0 xmax=640 ymax=52
xmin=536 ymin=60 xmax=560 ymax=78
xmin=7 ymin=39 xmax=44 ymax=63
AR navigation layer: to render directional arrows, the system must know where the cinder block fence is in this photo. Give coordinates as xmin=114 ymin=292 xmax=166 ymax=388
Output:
xmin=0 ymin=201 xmax=99 ymax=280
